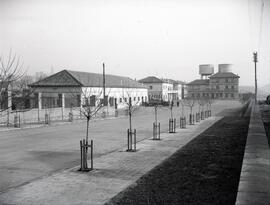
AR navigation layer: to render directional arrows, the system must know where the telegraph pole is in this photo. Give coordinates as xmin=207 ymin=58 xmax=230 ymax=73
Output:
xmin=102 ymin=63 xmax=106 ymax=105
xmin=253 ymin=52 xmax=258 ymax=104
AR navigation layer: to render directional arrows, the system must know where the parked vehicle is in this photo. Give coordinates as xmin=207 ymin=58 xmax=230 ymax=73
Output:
xmin=144 ymin=99 xmax=169 ymax=107
xmin=267 ymin=95 xmax=270 ymax=104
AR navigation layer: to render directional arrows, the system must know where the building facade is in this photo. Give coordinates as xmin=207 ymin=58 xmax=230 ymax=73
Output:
xmin=187 ymin=64 xmax=240 ymax=99
xmin=138 ymin=76 xmax=185 ymax=102
xmin=30 ymin=70 xmax=148 ymax=110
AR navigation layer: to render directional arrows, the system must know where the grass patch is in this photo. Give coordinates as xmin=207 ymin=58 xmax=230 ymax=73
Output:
xmin=107 ymin=115 xmax=250 ymax=205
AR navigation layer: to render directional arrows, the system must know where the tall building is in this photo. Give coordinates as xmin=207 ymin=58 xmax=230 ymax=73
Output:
xmin=187 ymin=64 xmax=240 ymax=99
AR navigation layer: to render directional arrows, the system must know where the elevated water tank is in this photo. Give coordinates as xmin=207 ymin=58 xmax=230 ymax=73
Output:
xmin=218 ymin=64 xmax=232 ymax=73
xmin=199 ymin=64 xmax=214 ymax=77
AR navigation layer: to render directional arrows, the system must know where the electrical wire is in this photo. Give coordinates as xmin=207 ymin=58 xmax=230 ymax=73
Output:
xmin=247 ymin=0 xmax=265 ymax=52
xmin=258 ymin=0 xmax=264 ymax=53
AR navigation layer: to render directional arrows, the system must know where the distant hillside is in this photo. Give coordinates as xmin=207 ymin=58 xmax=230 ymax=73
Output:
xmin=239 ymin=85 xmax=254 ymax=93
xmin=260 ymin=83 xmax=270 ymax=98
xmin=239 ymin=84 xmax=269 ymax=99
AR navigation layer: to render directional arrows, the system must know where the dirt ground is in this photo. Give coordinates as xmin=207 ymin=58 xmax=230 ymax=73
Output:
xmin=260 ymin=103 xmax=270 ymax=147
xmin=107 ymin=105 xmax=250 ymax=205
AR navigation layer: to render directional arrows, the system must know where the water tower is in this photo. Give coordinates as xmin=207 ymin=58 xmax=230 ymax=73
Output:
xmin=199 ymin=64 xmax=214 ymax=79
xmin=218 ymin=64 xmax=233 ymax=73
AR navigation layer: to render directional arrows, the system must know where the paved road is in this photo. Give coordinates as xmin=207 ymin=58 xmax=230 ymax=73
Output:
xmin=0 ymin=100 xmax=241 ymax=194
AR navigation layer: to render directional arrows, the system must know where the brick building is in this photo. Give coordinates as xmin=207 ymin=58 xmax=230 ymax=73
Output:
xmin=187 ymin=64 xmax=240 ymax=99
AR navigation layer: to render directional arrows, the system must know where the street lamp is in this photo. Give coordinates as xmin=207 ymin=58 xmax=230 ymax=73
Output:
xmin=253 ymin=52 xmax=258 ymax=104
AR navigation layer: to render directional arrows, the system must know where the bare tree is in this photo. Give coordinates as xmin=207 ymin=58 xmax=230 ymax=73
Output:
xmin=197 ymin=97 xmax=207 ymax=114
xmin=80 ymin=88 xmax=104 ymax=143
xmin=179 ymin=99 xmax=186 ymax=117
xmin=122 ymin=89 xmax=140 ymax=134
xmin=206 ymin=97 xmax=214 ymax=114
xmin=184 ymin=97 xmax=196 ymax=115
xmin=0 ymin=50 xmax=25 ymax=111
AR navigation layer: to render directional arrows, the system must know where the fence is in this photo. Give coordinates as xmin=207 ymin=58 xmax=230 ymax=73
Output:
xmin=153 ymin=122 xmax=160 ymax=140
xmin=169 ymin=118 xmax=176 ymax=133
xmin=189 ymin=114 xmax=195 ymax=125
xmin=80 ymin=139 xmax=93 ymax=172
xmin=127 ymin=129 xmax=137 ymax=152
xmin=0 ymin=106 xmax=127 ymax=128
xmin=180 ymin=117 xmax=186 ymax=129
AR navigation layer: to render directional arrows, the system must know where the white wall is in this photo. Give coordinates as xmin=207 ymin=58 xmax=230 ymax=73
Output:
xmin=81 ymin=87 xmax=148 ymax=108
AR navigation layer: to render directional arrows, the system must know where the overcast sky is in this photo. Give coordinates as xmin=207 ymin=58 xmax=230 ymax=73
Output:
xmin=0 ymin=0 xmax=269 ymax=86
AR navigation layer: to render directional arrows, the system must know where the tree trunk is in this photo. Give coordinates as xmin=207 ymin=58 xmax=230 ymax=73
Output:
xmin=155 ymin=106 xmax=157 ymax=125
xmin=129 ymin=110 xmax=132 ymax=132
xmin=86 ymin=117 xmax=89 ymax=143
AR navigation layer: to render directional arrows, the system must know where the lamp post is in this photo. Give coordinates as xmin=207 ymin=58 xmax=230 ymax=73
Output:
xmin=253 ymin=52 xmax=258 ymax=104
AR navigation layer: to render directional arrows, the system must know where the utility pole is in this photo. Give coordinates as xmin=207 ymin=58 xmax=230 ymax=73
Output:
xmin=102 ymin=63 xmax=106 ymax=105
xmin=253 ymin=52 xmax=258 ymax=104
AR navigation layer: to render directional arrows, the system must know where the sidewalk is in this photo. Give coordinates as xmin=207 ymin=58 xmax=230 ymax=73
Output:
xmin=0 ymin=116 xmax=221 ymax=205
xmin=235 ymin=104 xmax=270 ymax=205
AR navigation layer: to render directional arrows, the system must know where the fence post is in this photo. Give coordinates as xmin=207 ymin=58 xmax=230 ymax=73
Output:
xmin=69 ymin=112 xmax=73 ymax=122
xmin=153 ymin=122 xmax=155 ymax=139
xmin=80 ymin=140 xmax=83 ymax=171
xmin=134 ymin=129 xmax=136 ymax=151
xmin=127 ymin=129 xmax=130 ymax=151
xmin=90 ymin=140 xmax=93 ymax=170
xmin=173 ymin=118 xmax=176 ymax=132
xmin=158 ymin=123 xmax=160 ymax=139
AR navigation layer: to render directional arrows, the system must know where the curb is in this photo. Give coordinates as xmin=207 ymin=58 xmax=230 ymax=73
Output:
xmin=235 ymin=102 xmax=270 ymax=205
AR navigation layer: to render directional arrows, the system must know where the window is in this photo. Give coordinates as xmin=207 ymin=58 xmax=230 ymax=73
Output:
xmin=225 ymin=79 xmax=228 ymax=83
xmin=119 ymin=98 xmax=122 ymax=103
xmin=225 ymin=93 xmax=228 ymax=98
xmin=124 ymin=98 xmax=127 ymax=102
xmin=231 ymin=93 xmax=234 ymax=98
xmin=134 ymin=97 xmax=136 ymax=101
xmin=216 ymin=85 xmax=219 ymax=90
xmin=149 ymin=85 xmax=153 ymax=90
xmin=231 ymin=85 xmax=234 ymax=89
xmin=225 ymin=85 xmax=228 ymax=89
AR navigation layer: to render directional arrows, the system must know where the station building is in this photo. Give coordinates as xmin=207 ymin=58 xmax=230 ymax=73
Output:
xmin=138 ymin=76 xmax=185 ymax=102
xmin=187 ymin=64 xmax=240 ymax=99
xmin=29 ymin=70 xmax=148 ymax=110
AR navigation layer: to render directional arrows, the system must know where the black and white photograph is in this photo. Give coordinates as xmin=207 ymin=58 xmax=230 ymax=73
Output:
xmin=0 ymin=0 xmax=270 ymax=204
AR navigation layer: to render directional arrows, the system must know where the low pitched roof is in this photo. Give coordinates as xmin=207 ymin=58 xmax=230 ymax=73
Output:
xmin=138 ymin=76 xmax=163 ymax=84
xmin=30 ymin=70 xmax=146 ymax=88
xmin=187 ymin=79 xmax=210 ymax=85
xmin=210 ymin=72 xmax=239 ymax=78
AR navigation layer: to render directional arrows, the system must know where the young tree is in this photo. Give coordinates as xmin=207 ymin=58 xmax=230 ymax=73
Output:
xmin=197 ymin=97 xmax=207 ymax=115
xmin=122 ymin=89 xmax=140 ymax=135
xmin=80 ymin=88 xmax=104 ymax=143
xmin=184 ymin=97 xmax=196 ymax=125
xmin=206 ymin=97 xmax=214 ymax=115
xmin=179 ymin=99 xmax=186 ymax=117
xmin=184 ymin=97 xmax=196 ymax=115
